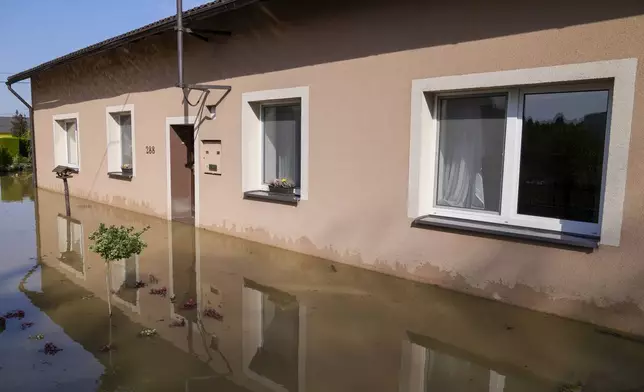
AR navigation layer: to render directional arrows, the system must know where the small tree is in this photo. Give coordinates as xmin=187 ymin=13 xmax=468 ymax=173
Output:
xmin=89 ymin=223 xmax=149 ymax=315
xmin=10 ymin=110 xmax=29 ymax=139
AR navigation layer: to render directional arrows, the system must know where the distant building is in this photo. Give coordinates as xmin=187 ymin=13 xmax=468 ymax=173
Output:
xmin=0 ymin=117 xmax=13 ymax=135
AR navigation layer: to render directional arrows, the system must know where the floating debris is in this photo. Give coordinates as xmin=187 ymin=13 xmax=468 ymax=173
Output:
xmin=203 ymin=308 xmax=223 ymax=321
xmin=138 ymin=328 xmax=157 ymax=337
xmin=29 ymin=334 xmax=45 ymax=340
xmin=81 ymin=294 xmax=95 ymax=300
xmin=148 ymin=274 xmax=159 ymax=284
xmin=4 ymin=310 xmax=25 ymax=319
xmin=169 ymin=319 xmax=186 ymax=328
xmin=182 ymin=299 xmax=197 ymax=309
xmin=134 ymin=280 xmax=146 ymax=288
xmin=170 ymin=294 xmax=176 ymax=303
xmin=330 ymin=265 xmax=338 ymax=272
xmin=149 ymin=287 xmax=167 ymax=297
xmin=42 ymin=342 xmax=63 ymax=355
xmin=99 ymin=344 xmax=116 ymax=352
xmin=20 ymin=322 xmax=34 ymax=330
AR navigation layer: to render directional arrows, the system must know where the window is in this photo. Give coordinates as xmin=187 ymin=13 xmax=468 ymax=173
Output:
xmin=409 ymin=60 xmax=638 ymax=245
xmin=53 ymin=114 xmax=80 ymax=169
xmin=111 ymin=255 xmax=139 ymax=310
xmin=430 ymin=86 xmax=609 ymax=237
xmin=56 ymin=215 xmax=85 ymax=279
xmin=106 ymin=105 xmax=135 ymax=176
xmin=242 ymin=87 xmax=309 ymax=201
xmin=262 ymin=103 xmax=302 ymax=187
xmin=243 ymin=280 xmax=306 ymax=392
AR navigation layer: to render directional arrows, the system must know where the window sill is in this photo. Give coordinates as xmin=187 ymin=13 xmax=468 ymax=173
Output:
xmin=412 ymin=215 xmax=599 ymax=250
xmin=108 ymin=172 xmax=133 ymax=181
xmin=243 ymin=190 xmax=299 ymax=206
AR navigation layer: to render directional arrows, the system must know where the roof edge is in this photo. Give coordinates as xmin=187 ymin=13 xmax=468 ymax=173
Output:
xmin=6 ymin=0 xmax=258 ymax=84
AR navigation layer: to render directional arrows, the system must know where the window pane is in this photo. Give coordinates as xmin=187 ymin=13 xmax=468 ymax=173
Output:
xmin=436 ymin=95 xmax=507 ymax=212
xmin=262 ymin=104 xmax=301 ymax=186
xmin=120 ymin=114 xmax=133 ymax=167
xmin=518 ymin=90 xmax=609 ymax=223
xmin=66 ymin=120 xmax=78 ymax=165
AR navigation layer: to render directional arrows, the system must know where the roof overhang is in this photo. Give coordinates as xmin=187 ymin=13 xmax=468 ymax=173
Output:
xmin=5 ymin=0 xmax=259 ymax=84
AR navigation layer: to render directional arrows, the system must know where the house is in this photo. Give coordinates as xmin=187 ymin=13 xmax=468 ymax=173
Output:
xmin=6 ymin=0 xmax=644 ymax=334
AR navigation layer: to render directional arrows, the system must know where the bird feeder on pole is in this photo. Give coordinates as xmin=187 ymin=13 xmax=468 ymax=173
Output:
xmin=52 ymin=166 xmax=76 ymax=216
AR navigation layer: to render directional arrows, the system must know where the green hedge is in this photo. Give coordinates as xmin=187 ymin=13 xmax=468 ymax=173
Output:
xmin=0 ymin=137 xmax=19 ymax=157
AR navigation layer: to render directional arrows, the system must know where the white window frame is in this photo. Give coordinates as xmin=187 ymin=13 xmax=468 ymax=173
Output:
xmin=242 ymin=87 xmax=310 ymax=200
xmin=106 ymin=104 xmax=136 ymax=176
xmin=259 ymin=100 xmax=303 ymax=187
xmin=409 ymin=59 xmax=638 ymax=246
xmin=52 ymin=113 xmax=81 ymax=170
xmin=56 ymin=215 xmax=85 ymax=280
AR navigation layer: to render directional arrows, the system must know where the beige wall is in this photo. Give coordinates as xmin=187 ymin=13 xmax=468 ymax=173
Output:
xmin=31 ymin=0 xmax=644 ymax=333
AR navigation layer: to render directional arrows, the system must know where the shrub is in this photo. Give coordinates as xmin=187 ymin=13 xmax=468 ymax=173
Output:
xmin=0 ymin=146 xmax=12 ymax=170
xmin=18 ymin=137 xmax=30 ymax=157
xmin=89 ymin=223 xmax=150 ymax=262
xmin=0 ymin=137 xmax=19 ymax=157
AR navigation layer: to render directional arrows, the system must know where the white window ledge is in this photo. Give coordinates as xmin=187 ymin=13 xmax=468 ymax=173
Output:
xmin=414 ymin=215 xmax=598 ymax=249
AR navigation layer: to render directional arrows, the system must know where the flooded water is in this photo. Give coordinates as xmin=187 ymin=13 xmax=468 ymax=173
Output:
xmin=2 ymin=173 xmax=644 ymax=391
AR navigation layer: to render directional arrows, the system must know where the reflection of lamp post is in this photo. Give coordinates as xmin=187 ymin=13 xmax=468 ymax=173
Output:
xmin=53 ymin=166 xmax=75 ymax=216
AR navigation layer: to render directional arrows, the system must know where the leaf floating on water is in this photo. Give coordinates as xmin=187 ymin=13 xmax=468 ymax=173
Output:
xmin=42 ymin=342 xmax=63 ymax=355
xmin=20 ymin=322 xmax=34 ymax=330
xmin=149 ymin=287 xmax=167 ymax=297
xmin=182 ymin=299 xmax=197 ymax=309
xmin=99 ymin=344 xmax=116 ymax=352
xmin=4 ymin=310 xmax=25 ymax=319
xmin=138 ymin=328 xmax=157 ymax=337
xmin=134 ymin=280 xmax=146 ymax=288
xmin=203 ymin=308 xmax=223 ymax=321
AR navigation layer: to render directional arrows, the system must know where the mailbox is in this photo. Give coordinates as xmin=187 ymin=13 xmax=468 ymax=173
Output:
xmin=202 ymin=140 xmax=222 ymax=175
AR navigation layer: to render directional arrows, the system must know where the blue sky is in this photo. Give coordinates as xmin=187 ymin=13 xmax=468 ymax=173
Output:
xmin=0 ymin=0 xmax=211 ymax=117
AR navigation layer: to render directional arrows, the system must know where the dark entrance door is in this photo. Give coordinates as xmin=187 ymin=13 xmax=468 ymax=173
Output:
xmin=170 ymin=124 xmax=195 ymax=224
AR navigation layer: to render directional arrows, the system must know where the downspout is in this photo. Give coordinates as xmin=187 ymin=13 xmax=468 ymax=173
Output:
xmin=176 ymin=0 xmax=184 ymax=89
xmin=6 ymin=81 xmax=37 ymax=188
xmin=7 ymin=79 xmax=42 ymax=266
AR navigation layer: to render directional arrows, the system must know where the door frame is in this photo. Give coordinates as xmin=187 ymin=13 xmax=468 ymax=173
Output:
xmin=165 ymin=116 xmax=199 ymax=225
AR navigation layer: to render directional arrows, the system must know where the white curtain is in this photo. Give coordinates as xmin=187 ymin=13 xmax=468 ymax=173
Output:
xmin=120 ymin=114 xmax=133 ymax=167
xmin=436 ymin=96 xmax=505 ymax=212
xmin=263 ymin=105 xmax=301 ymax=186
xmin=66 ymin=120 xmax=78 ymax=166
xmin=437 ymin=103 xmax=487 ymax=210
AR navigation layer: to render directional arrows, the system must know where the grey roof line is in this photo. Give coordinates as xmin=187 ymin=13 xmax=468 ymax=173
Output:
xmin=6 ymin=0 xmax=256 ymax=84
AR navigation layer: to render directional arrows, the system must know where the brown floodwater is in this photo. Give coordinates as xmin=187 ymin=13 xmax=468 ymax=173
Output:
xmin=1 ymin=173 xmax=644 ymax=391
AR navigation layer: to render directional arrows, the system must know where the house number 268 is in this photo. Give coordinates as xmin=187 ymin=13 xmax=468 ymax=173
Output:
xmin=146 ymin=146 xmax=156 ymax=154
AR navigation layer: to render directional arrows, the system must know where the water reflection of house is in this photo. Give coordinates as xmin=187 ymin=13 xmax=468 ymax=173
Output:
xmin=32 ymin=189 xmax=644 ymax=392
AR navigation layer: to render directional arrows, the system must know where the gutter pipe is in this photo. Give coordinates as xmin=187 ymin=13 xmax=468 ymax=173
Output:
xmin=6 ymin=81 xmax=37 ymax=188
